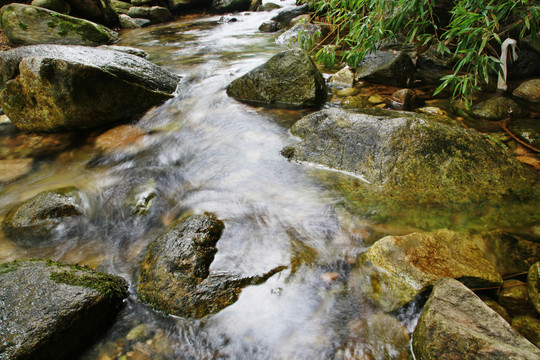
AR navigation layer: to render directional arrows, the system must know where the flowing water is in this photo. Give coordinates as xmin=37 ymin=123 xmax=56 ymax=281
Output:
xmin=0 ymin=2 xmax=538 ymax=359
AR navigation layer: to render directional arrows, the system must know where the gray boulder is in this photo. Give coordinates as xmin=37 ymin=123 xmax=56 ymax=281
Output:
xmin=2 ymin=187 xmax=84 ymax=244
xmin=281 ymin=108 xmax=537 ymax=204
xmin=0 ymin=259 xmax=128 ymax=360
xmin=227 ymin=49 xmax=327 ymax=108
xmin=138 ymin=213 xmax=285 ymax=318
xmin=31 ymin=0 xmax=71 ymax=13
xmin=513 ymin=79 xmax=540 ymax=102
xmin=270 ymin=4 xmax=308 ymax=28
xmin=0 ymin=4 xmax=118 ymax=46
xmin=355 ymin=51 xmax=415 ymax=87
xmin=352 ymin=229 xmax=502 ymax=312
xmin=470 ymin=96 xmax=527 ymax=120
xmin=0 ymin=45 xmax=179 ymax=132
xmin=64 ymin=0 xmax=118 ymax=27
xmin=413 ymin=278 xmax=540 ymax=359
xmin=127 ymin=6 xmax=172 ymax=24
xmin=276 ymin=23 xmax=321 ymax=51
xmin=211 ymin=0 xmax=250 ymax=13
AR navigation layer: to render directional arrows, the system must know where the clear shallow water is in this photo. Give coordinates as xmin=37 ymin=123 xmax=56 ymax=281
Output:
xmin=0 ymin=2 xmax=537 ymax=359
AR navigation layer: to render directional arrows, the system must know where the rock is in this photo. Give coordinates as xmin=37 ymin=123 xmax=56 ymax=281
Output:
xmin=0 ymin=4 xmax=118 ymax=46
xmin=0 ymin=45 xmax=179 ymax=132
xmin=412 ymin=278 xmax=540 ymax=360
xmin=112 ymin=0 xmax=131 ymax=14
xmin=2 ymin=187 xmax=85 ymax=244
xmin=270 ymin=4 xmax=309 ymax=28
xmin=125 ymin=179 xmax=156 ymax=216
xmin=276 ymin=23 xmax=321 ymax=50
xmin=263 ymin=2 xmax=280 ymax=11
xmin=497 ymin=279 xmax=536 ymax=317
xmin=131 ymin=0 xmax=161 ymax=6
xmin=226 ymin=49 xmax=327 ymax=108
xmin=0 ymin=259 xmax=128 ymax=360
xmin=31 ymin=0 xmax=71 ymax=13
xmin=0 ymin=158 xmax=33 ymax=183
xmin=94 ymin=125 xmax=146 ymax=153
xmin=480 ymin=231 xmax=540 ymax=276
xmin=528 ymin=262 xmax=540 ymax=315
xmin=508 ymin=49 xmax=540 ymax=80
xmin=512 ymin=316 xmax=540 ymax=348
xmin=0 ymin=132 xmax=74 ymax=159
xmin=98 ymin=45 xmax=149 ymax=58
xmin=470 ymin=96 xmax=527 ymax=120
xmin=118 ymin=14 xmax=150 ymax=28
xmin=281 ymin=108 xmax=536 ymax=204
xmin=509 ymin=119 xmax=540 ymax=149
xmin=480 ymin=296 xmax=512 ymax=323
xmin=64 ymin=0 xmax=119 ymax=27
xmin=367 ymin=94 xmax=385 ymax=104
xmin=329 ymin=66 xmax=355 ymax=88
xmin=336 ymin=87 xmax=358 ymax=97
xmin=341 ymin=95 xmax=372 ymax=109
xmin=355 ymin=51 xmax=415 ymax=87
xmin=138 ymin=213 xmax=285 ymax=318
xmin=127 ymin=6 xmax=172 ymax=24
xmin=351 ymin=229 xmax=502 ymax=312
xmin=513 ymin=79 xmax=540 ymax=102
xmin=248 ymin=0 xmax=261 ymax=11
xmin=289 ymin=14 xmax=310 ymax=27
xmin=166 ymin=0 xmax=208 ymax=11
xmin=259 ymin=20 xmax=279 ymax=32
xmin=337 ymin=312 xmax=411 ymax=359
xmin=131 ymin=17 xmax=152 ymax=27
xmin=211 ymin=0 xmax=251 ymax=13
xmin=389 ymin=88 xmax=421 ymax=110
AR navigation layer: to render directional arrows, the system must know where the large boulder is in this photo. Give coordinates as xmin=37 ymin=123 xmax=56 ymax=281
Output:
xmin=281 ymin=108 xmax=537 ymax=204
xmin=412 ymin=278 xmax=540 ymax=359
xmin=0 ymin=45 xmax=180 ymax=132
xmin=355 ymin=51 xmax=415 ymax=87
xmin=138 ymin=213 xmax=285 ymax=318
xmin=0 ymin=4 xmax=118 ymax=46
xmin=270 ymin=4 xmax=309 ymax=28
xmin=0 ymin=259 xmax=128 ymax=360
xmin=2 ymin=187 xmax=85 ymax=244
xmin=211 ymin=0 xmax=250 ymax=13
xmin=226 ymin=49 xmax=327 ymax=108
xmin=352 ymin=230 xmax=502 ymax=312
xmin=31 ymin=0 xmax=71 ymax=13
xmin=64 ymin=0 xmax=118 ymax=27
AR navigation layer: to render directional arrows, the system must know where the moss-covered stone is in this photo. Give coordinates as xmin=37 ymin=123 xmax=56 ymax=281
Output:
xmin=351 ymin=229 xmax=502 ymax=312
xmin=226 ymin=49 xmax=328 ymax=108
xmin=496 ymin=279 xmax=536 ymax=317
xmin=470 ymin=96 xmax=527 ymax=120
xmin=513 ymin=79 xmax=540 ymax=103
xmin=2 ymin=187 xmax=84 ymax=244
xmin=211 ymin=0 xmax=251 ymax=13
xmin=0 ymin=4 xmax=118 ymax=46
xmin=282 ymin=108 xmax=538 ymax=206
xmin=527 ymin=261 xmax=540 ymax=316
xmin=0 ymin=259 xmax=128 ymax=360
xmin=31 ymin=0 xmax=71 ymax=13
xmin=355 ymin=51 xmax=415 ymax=87
xmin=413 ymin=278 xmax=540 ymax=359
xmin=65 ymin=0 xmax=119 ymax=27
xmin=512 ymin=316 xmax=540 ymax=348
xmin=138 ymin=213 xmax=285 ymax=318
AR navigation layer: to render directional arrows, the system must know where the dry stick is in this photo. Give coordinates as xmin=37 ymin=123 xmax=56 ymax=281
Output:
xmin=309 ymin=20 xmax=341 ymax=55
xmin=503 ymin=271 xmax=528 ymax=279
xmin=499 ymin=118 xmax=540 ymax=153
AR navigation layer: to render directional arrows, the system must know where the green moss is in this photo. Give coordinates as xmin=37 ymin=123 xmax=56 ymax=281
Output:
xmin=46 ymin=20 xmax=57 ymax=28
xmin=50 ymin=268 xmax=128 ymax=300
xmin=18 ymin=22 xmax=27 ymax=30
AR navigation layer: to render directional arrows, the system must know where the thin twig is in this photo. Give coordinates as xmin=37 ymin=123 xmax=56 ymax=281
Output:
xmin=471 ymin=282 xmax=527 ymax=291
xmin=499 ymin=118 xmax=540 ymax=153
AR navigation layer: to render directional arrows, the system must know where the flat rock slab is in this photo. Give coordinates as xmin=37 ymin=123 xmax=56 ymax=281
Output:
xmin=0 ymin=45 xmax=180 ymax=131
xmin=413 ymin=278 xmax=540 ymax=359
xmin=0 ymin=4 xmax=118 ymax=46
xmin=353 ymin=230 xmax=502 ymax=312
xmin=0 ymin=259 xmax=128 ymax=360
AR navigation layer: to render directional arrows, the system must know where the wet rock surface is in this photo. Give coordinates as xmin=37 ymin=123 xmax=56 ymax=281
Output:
xmin=0 ymin=259 xmax=128 ymax=360
xmin=0 ymin=45 xmax=179 ymax=132
xmin=227 ymin=49 xmax=327 ymax=108
xmin=352 ymin=229 xmax=502 ymax=312
xmin=512 ymin=316 xmax=540 ymax=348
xmin=471 ymin=96 xmax=527 ymax=120
xmin=65 ymin=0 xmax=119 ymax=27
xmin=528 ymin=261 xmax=540 ymax=315
xmin=270 ymin=4 xmax=308 ymax=28
xmin=282 ymin=108 xmax=537 ymax=204
xmin=138 ymin=213 xmax=285 ymax=318
xmin=355 ymin=51 xmax=415 ymax=87
xmin=413 ymin=278 xmax=540 ymax=360
xmin=513 ymin=79 xmax=540 ymax=102
xmin=2 ymin=187 xmax=85 ymax=244
xmin=0 ymin=4 xmax=118 ymax=46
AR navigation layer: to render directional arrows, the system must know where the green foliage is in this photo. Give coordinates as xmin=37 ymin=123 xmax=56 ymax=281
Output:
xmin=307 ymin=0 xmax=540 ymax=107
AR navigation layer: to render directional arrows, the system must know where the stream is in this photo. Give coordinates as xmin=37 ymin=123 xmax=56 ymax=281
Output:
xmin=0 ymin=1 xmax=537 ymax=359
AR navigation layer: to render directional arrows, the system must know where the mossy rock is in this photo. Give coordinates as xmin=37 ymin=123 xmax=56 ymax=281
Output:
xmin=512 ymin=316 xmax=540 ymax=348
xmin=527 ymin=261 xmax=540 ymax=316
xmin=211 ymin=0 xmax=251 ymax=13
xmin=513 ymin=79 xmax=540 ymax=103
xmin=64 ymin=0 xmax=119 ymax=27
xmin=2 ymin=187 xmax=85 ymax=244
xmin=496 ymin=279 xmax=536 ymax=317
xmin=0 ymin=259 xmax=128 ymax=360
xmin=226 ymin=49 xmax=328 ymax=108
xmin=0 ymin=4 xmax=118 ymax=46
xmin=470 ymin=96 xmax=527 ymax=120
xmin=355 ymin=51 xmax=415 ymax=87
xmin=31 ymin=0 xmax=71 ymax=13
xmin=282 ymin=108 xmax=537 ymax=205
xmin=351 ymin=229 xmax=502 ymax=312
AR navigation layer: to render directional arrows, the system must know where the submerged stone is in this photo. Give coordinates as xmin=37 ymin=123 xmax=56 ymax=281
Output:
xmin=227 ymin=49 xmax=327 ymax=108
xmin=2 ymin=187 xmax=84 ymax=244
xmin=0 ymin=45 xmax=179 ymax=132
xmin=413 ymin=278 xmax=540 ymax=360
xmin=282 ymin=108 xmax=537 ymax=205
xmin=0 ymin=4 xmax=118 ymax=46
xmin=138 ymin=213 xmax=285 ymax=318
xmin=0 ymin=158 xmax=33 ymax=183
xmin=352 ymin=229 xmax=502 ymax=312
xmin=0 ymin=259 xmax=128 ymax=360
